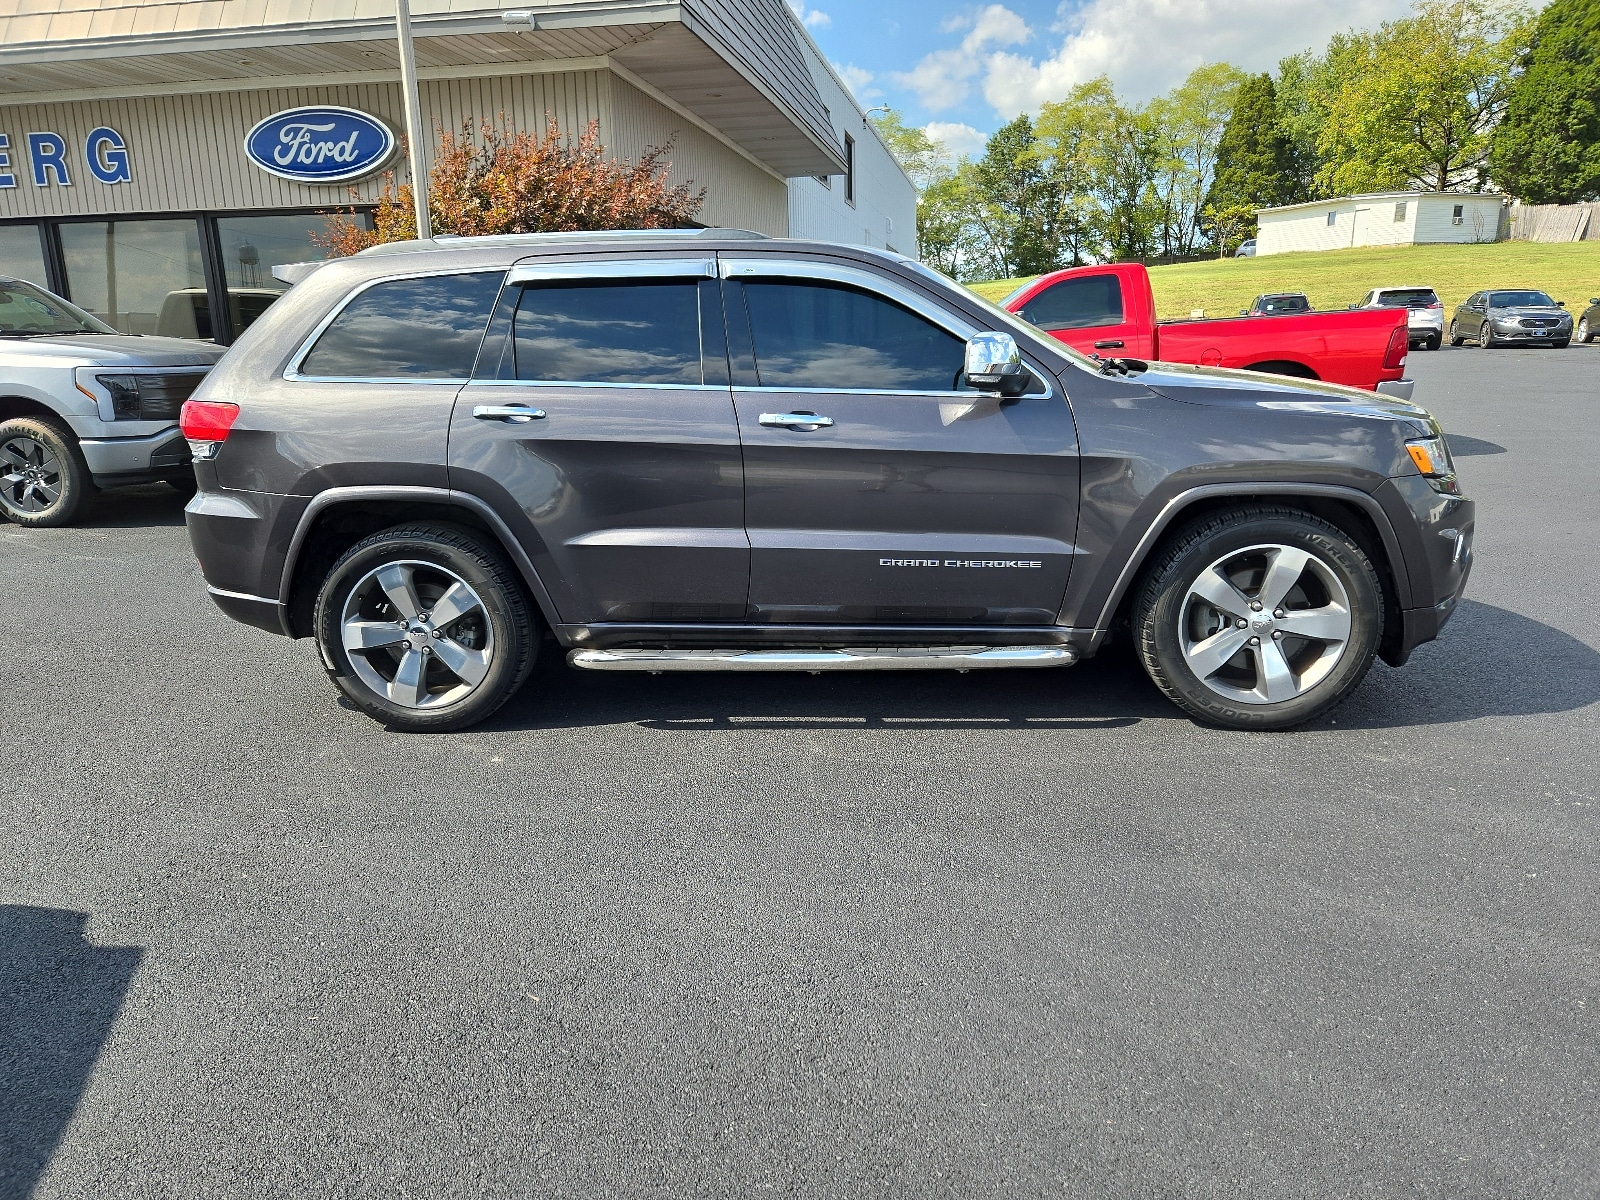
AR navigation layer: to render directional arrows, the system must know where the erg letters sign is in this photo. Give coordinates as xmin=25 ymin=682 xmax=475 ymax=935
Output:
xmin=245 ymin=106 xmax=395 ymax=184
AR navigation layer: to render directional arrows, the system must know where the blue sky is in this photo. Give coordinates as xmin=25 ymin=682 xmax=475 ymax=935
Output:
xmin=789 ymin=0 xmax=1429 ymax=160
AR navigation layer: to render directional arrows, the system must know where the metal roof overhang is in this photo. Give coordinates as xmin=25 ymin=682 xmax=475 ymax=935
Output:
xmin=0 ymin=1 xmax=846 ymax=178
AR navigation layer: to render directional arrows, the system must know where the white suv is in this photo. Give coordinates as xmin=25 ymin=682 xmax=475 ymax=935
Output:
xmin=0 ymin=277 xmax=223 ymax=527
xmin=1355 ymin=287 xmax=1445 ymax=351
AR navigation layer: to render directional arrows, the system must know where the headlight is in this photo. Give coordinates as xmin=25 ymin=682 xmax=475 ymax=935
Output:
xmin=1406 ymin=435 xmax=1460 ymax=495
xmin=99 ymin=374 xmax=143 ymax=419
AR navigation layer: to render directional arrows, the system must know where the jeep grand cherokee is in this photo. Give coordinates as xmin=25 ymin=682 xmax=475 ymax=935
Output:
xmin=182 ymin=229 xmax=1473 ymax=732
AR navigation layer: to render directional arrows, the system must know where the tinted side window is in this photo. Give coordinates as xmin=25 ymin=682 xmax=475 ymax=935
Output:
xmin=1017 ymin=275 xmax=1123 ymax=330
xmin=300 ymin=272 xmax=502 ymax=379
xmin=743 ymin=281 xmax=965 ymax=391
xmin=512 ymin=281 xmax=701 ymax=385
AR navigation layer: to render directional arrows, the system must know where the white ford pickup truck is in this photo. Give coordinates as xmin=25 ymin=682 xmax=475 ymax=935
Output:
xmin=0 ymin=276 xmax=224 ymax=527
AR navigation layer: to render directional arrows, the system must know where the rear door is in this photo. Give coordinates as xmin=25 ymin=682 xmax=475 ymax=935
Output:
xmin=449 ymin=258 xmax=748 ymax=626
xmin=1012 ymin=270 xmax=1152 ymax=358
xmin=723 ymin=257 xmax=1080 ymax=627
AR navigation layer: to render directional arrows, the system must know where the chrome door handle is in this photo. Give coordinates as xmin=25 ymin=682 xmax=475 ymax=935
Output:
xmin=473 ymin=404 xmax=546 ymax=423
xmin=759 ymin=411 xmax=835 ymax=430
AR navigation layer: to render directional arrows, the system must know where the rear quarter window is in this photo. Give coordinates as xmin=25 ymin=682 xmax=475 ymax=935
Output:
xmin=297 ymin=271 xmax=504 ymax=379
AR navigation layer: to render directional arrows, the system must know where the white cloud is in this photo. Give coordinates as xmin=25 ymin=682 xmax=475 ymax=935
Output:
xmin=924 ymin=121 xmax=989 ymax=161
xmin=981 ymin=0 xmax=1415 ymax=113
xmin=787 ymin=1 xmax=831 ymax=30
xmin=891 ymin=4 xmax=1032 ymax=113
xmin=833 ymin=61 xmax=879 ymax=102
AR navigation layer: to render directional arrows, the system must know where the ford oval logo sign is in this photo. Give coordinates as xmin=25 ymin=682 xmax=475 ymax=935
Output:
xmin=244 ymin=106 xmax=396 ymax=184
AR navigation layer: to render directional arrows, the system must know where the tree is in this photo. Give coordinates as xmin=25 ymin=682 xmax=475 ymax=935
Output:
xmin=1492 ymin=0 xmax=1600 ymax=202
xmin=1313 ymin=0 xmax=1531 ymax=195
xmin=318 ymin=116 xmax=704 ymax=255
xmin=1203 ymin=73 xmax=1292 ymax=237
xmin=1147 ymin=62 xmax=1248 ymax=257
xmin=1274 ymin=51 xmax=1328 ymax=202
xmin=973 ymin=114 xmax=1067 ymax=277
xmin=868 ymin=108 xmax=950 ymax=190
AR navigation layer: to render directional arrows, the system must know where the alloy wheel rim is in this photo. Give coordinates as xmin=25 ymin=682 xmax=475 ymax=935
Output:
xmin=1178 ymin=543 xmax=1353 ymax=706
xmin=340 ymin=559 xmax=495 ymax=710
xmin=0 ymin=435 xmax=63 ymax=514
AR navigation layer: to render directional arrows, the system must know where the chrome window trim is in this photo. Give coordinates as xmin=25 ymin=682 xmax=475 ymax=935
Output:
xmin=463 ymin=379 xmax=725 ymax=393
xmin=505 ymin=258 xmax=716 ymax=285
xmin=284 ymin=266 xmax=507 ymax=383
xmin=720 ymin=256 xmax=1054 ymax=401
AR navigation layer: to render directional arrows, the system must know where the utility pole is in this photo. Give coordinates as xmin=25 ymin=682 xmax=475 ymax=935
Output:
xmin=395 ymin=0 xmax=431 ymax=239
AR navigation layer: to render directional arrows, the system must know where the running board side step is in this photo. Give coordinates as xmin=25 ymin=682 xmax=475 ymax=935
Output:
xmin=567 ymin=646 xmax=1077 ymax=672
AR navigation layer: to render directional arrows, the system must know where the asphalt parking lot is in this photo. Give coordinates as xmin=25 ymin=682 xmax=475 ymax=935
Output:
xmin=3 ymin=344 xmax=1596 ymax=1199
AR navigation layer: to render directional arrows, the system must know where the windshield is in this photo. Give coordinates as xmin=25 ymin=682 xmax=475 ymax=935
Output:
xmin=1377 ymin=289 xmax=1439 ymax=307
xmin=1255 ymin=294 xmax=1309 ymax=314
xmin=0 ymin=279 xmax=116 ymax=335
xmin=902 ymin=261 xmax=1100 ymax=371
xmin=1489 ymin=290 xmax=1557 ymax=308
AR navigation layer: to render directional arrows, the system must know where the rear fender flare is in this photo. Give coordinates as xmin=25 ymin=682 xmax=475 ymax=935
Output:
xmin=278 ymin=485 xmax=561 ymax=635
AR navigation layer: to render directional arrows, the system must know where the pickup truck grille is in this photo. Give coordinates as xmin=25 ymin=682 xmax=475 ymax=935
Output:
xmin=103 ymin=371 xmax=211 ymax=421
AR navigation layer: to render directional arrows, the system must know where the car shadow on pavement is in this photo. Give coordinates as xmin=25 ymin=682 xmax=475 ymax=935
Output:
xmin=0 ymin=907 xmax=141 ymax=1200
xmin=483 ymin=600 xmax=1596 ymax=734
xmin=1444 ymin=434 xmax=1506 ymax=457
xmin=79 ymin=483 xmax=189 ymax=529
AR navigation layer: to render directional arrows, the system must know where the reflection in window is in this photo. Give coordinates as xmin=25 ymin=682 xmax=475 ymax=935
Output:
xmin=511 ymin=282 xmax=701 ymax=384
xmin=743 ymin=281 xmax=965 ymax=392
xmin=214 ymin=212 xmax=372 ymax=342
xmin=299 ymin=272 xmax=503 ymax=379
xmin=59 ymin=219 xmax=206 ymax=338
xmin=1017 ymin=275 xmax=1123 ymax=330
xmin=0 ymin=224 xmax=48 ymax=288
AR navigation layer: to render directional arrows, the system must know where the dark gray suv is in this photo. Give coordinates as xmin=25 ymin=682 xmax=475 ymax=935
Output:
xmin=183 ymin=229 xmax=1473 ymax=732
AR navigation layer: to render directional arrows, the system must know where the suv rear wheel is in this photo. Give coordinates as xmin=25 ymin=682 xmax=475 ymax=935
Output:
xmin=0 ymin=416 xmax=96 ymax=528
xmin=314 ymin=524 xmax=539 ymax=732
xmin=1133 ymin=507 xmax=1383 ymax=730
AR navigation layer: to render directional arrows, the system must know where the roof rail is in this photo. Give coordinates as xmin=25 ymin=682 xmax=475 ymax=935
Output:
xmin=356 ymin=227 xmax=771 ymax=257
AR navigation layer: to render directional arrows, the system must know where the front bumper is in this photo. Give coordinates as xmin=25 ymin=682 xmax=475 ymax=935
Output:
xmin=1491 ymin=325 xmax=1571 ymax=343
xmin=1376 ymin=378 xmax=1415 ymax=401
xmin=79 ymin=426 xmax=191 ymax=484
xmin=1377 ymin=476 xmax=1474 ymax=666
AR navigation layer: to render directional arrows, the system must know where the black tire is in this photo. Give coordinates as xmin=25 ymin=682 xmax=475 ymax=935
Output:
xmin=1477 ymin=323 xmax=1493 ymax=349
xmin=1448 ymin=321 xmax=1464 ymax=347
xmin=0 ymin=415 xmax=96 ymax=528
xmin=314 ymin=523 xmax=539 ymax=732
xmin=1577 ymin=316 xmax=1593 ymax=344
xmin=1133 ymin=506 xmax=1383 ymax=731
xmin=1426 ymin=335 xmax=1442 ymax=351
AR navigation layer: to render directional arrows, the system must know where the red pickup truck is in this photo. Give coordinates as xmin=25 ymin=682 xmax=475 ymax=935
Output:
xmin=1001 ymin=262 xmax=1412 ymax=395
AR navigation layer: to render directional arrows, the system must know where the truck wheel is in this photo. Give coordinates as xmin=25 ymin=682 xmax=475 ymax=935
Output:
xmin=0 ymin=416 xmax=97 ymax=528
xmin=1448 ymin=321 xmax=1463 ymax=347
xmin=314 ymin=523 xmax=539 ymax=733
xmin=1133 ymin=507 xmax=1383 ymax=731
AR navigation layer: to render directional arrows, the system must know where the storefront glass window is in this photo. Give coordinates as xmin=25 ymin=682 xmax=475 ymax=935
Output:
xmin=0 ymin=224 xmax=49 ymax=288
xmin=60 ymin=219 xmax=208 ymax=339
xmin=216 ymin=212 xmax=371 ymax=341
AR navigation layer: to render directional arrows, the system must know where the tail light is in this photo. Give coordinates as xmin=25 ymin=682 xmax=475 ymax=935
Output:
xmin=180 ymin=400 xmax=239 ymax=461
xmin=1382 ymin=325 xmax=1409 ymax=370
xmin=1427 ymin=302 xmax=1443 ymax=309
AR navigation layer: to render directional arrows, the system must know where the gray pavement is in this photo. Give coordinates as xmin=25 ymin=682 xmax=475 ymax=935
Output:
xmin=2 ymin=345 xmax=1596 ymax=1199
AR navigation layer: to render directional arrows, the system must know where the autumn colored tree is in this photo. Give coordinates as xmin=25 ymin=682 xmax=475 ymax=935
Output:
xmin=318 ymin=116 xmax=705 ymax=255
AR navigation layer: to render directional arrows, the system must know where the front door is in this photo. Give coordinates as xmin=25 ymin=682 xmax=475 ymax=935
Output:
xmin=723 ymin=259 xmax=1080 ymax=627
xmin=1011 ymin=269 xmax=1153 ymax=359
xmin=449 ymin=260 xmax=748 ymax=625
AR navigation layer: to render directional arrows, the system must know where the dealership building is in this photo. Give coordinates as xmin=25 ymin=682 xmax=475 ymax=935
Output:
xmin=0 ymin=0 xmax=915 ymax=343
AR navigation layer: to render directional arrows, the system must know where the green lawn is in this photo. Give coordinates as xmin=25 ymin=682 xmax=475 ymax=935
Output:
xmin=970 ymin=241 xmax=1600 ymax=321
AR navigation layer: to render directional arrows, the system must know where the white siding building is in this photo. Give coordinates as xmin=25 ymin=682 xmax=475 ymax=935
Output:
xmin=1256 ymin=192 xmax=1509 ymax=256
xmin=785 ymin=26 xmax=917 ymax=255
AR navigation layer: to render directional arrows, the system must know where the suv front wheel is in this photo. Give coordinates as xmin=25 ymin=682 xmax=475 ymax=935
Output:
xmin=314 ymin=524 xmax=539 ymax=732
xmin=1134 ymin=507 xmax=1383 ymax=730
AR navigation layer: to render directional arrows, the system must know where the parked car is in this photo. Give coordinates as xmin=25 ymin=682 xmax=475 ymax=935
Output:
xmin=1003 ymin=263 xmax=1411 ymax=395
xmin=184 ymin=229 xmax=1471 ymax=734
xmin=0 ymin=276 xmax=223 ymax=527
xmin=1354 ymin=287 xmax=1444 ymax=351
xmin=156 ymin=286 xmax=284 ymax=341
xmin=1235 ymin=239 xmax=1257 ymax=258
xmin=1573 ymin=297 xmax=1600 ymax=343
xmin=1449 ymin=289 xmax=1572 ymax=348
xmin=1247 ymin=293 xmax=1312 ymax=316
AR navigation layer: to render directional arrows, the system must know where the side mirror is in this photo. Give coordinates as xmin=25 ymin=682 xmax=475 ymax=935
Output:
xmin=964 ymin=332 xmax=1030 ymax=397
xmin=1590 ymin=297 xmax=1599 ymax=306
xmin=1557 ymin=300 xmax=1567 ymax=307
